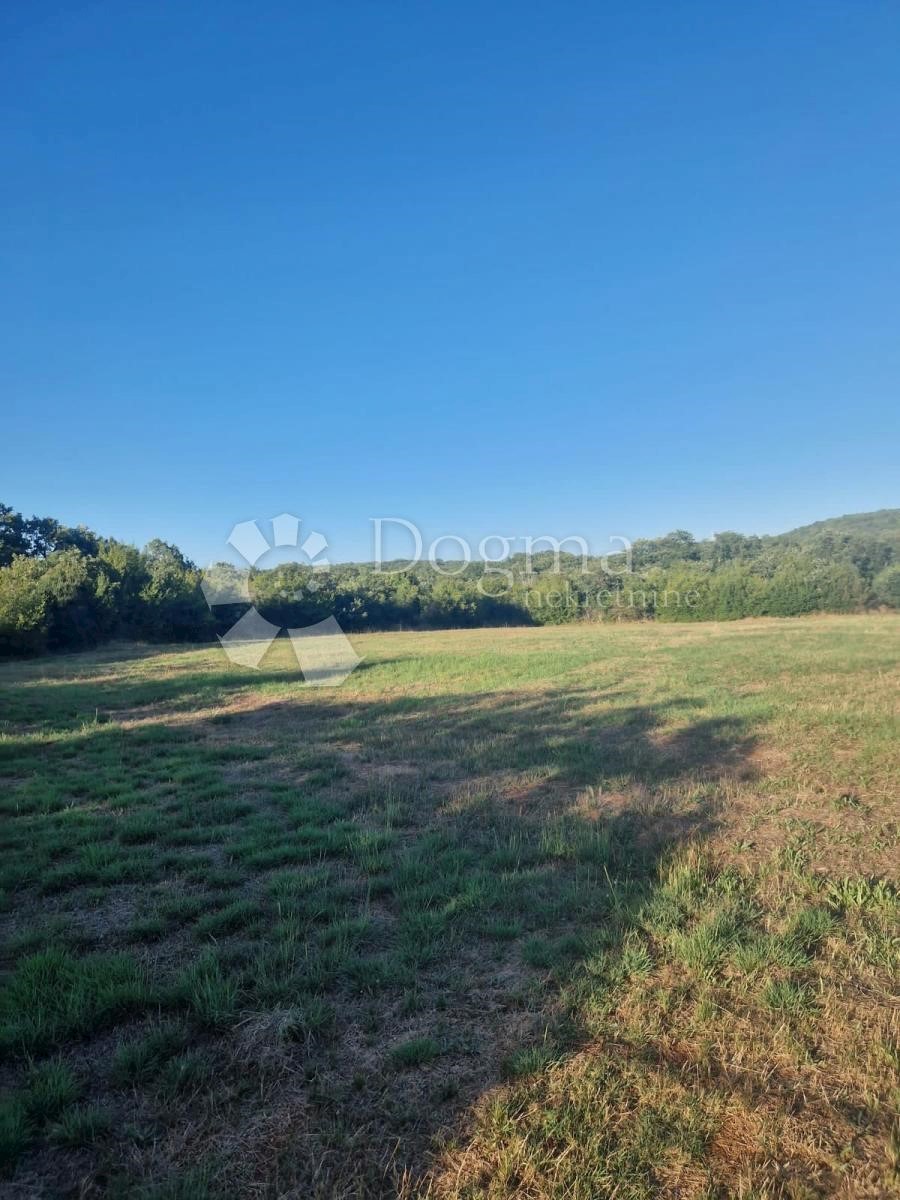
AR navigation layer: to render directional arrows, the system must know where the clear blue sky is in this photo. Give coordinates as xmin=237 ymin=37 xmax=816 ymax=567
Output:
xmin=3 ymin=1 xmax=898 ymax=566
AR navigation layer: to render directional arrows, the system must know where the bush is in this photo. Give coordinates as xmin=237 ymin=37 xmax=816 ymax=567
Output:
xmin=0 ymin=556 xmax=49 ymax=655
xmin=873 ymin=564 xmax=900 ymax=608
xmin=0 ymin=501 xmax=888 ymax=656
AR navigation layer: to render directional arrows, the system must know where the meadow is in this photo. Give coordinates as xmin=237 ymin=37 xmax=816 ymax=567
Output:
xmin=0 ymin=615 xmax=898 ymax=1198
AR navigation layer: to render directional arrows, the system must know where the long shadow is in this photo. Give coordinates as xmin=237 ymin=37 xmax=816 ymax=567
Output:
xmin=0 ymin=650 xmax=407 ymax=734
xmin=0 ymin=672 xmax=760 ymax=1197
xmin=242 ymin=683 xmax=757 ymax=790
xmin=223 ymin=688 xmax=756 ymax=1195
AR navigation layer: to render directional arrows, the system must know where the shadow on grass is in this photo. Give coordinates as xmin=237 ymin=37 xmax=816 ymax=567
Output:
xmin=0 ymin=669 xmax=761 ymax=1197
xmin=0 ymin=646 xmax=409 ymax=734
xmin=224 ymin=688 xmax=756 ymax=1194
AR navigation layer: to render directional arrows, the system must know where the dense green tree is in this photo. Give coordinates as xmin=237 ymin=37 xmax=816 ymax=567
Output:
xmin=0 ymin=505 xmax=30 ymax=566
xmin=653 ymin=565 xmax=713 ymax=622
xmin=39 ymin=550 xmax=110 ymax=650
xmin=764 ymin=554 xmax=820 ymax=616
xmin=0 ymin=503 xmax=98 ymax=566
xmin=804 ymin=532 xmax=893 ymax=584
xmin=707 ymin=531 xmax=763 ymax=565
xmin=873 ymin=564 xmax=900 ymax=608
xmin=0 ymin=501 xmax=895 ymax=656
xmin=0 ymin=555 xmax=51 ymax=654
xmin=709 ymin=563 xmax=768 ymax=619
xmin=632 ymin=529 xmax=701 ymax=570
xmin=137 ymin=541 xmax=211 ymax=641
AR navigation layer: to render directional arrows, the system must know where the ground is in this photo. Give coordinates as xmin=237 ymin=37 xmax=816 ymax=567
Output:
xmin=0 ymin=615 xmax=898 ymax=1199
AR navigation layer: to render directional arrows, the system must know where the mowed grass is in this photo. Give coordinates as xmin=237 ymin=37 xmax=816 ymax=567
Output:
xmin=0 ymin=616 xmax=897 ymax=1198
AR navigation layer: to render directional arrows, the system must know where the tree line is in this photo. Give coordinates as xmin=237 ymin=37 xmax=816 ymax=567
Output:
xmin=1 ymin=502 xmax=899 ymax=656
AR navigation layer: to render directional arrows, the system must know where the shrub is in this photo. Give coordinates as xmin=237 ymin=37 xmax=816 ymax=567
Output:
xmin=874 ymin=564 xmax=900 ymax=608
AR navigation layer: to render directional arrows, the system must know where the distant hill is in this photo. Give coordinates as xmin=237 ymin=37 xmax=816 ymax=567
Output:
xmin=777 ymin=508 xmax=900 ymax=550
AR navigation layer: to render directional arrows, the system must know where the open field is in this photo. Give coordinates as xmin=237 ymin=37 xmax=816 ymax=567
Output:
xmin=0 ymin=616 xmax=898 ymax=1198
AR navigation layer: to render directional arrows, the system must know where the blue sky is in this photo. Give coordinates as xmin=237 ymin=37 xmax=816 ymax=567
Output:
xmin=3 ymin=1 xmax=898 ymax=566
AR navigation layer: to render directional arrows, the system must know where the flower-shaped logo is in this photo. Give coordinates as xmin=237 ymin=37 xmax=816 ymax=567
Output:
xmin=201 ymin=513 xmax=360 ymax=686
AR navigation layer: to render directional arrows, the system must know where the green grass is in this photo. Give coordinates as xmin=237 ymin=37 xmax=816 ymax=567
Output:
xmin=0 ymin=948 xmax=150 ymax=1053
xmin=111 ymin=1023 xmax=191 ymax=1086
xmin=0 ymin=1097 xmax=29 ymax=1172
xmin=175 ymin=951 xmax=239 ymax=1028
xmin=0 ymin=616 xmax=897 ymax=1196
xmin=23 ymin=1058 xmax=80 ymax=1121
xmin=389 ymin=1035 xmax=443 ymax=1069
xmin=48 ymin=1102 xmax=111 ymax=1147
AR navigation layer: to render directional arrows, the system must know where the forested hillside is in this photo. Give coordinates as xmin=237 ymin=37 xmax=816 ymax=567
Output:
xmin=777 ymin=508 xmax=900 ymax=553
xmin=2 ymin=502 xmax=899 ymax=655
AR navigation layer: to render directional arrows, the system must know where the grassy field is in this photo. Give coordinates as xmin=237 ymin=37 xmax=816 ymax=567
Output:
xmin=0 ymin=615 xmax=898 ymax=1199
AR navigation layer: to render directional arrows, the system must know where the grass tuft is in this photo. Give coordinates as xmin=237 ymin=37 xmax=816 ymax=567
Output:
xmin=176 ymin=952 xmax=239 ymax=1029
xmin=23 ymin=1058 xmax=80 ymax=1121
xmin=48 ymin=1102 xmax=111 ymax=1146
xmin=389 ymin=1037 xmax=442 ymax=1069
xmin=0 ymin=949 xmax=150 ymax=1053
